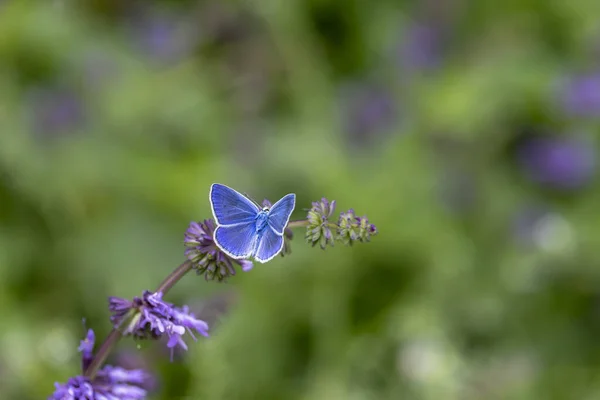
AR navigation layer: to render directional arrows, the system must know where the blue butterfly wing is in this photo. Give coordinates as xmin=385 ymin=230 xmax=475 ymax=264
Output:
xmin=267 ymin=193 xmax=296 ymax=235
xmin=210 ymin=183 xmax=260 ymax=226
xmin=214 ymin=223 xmax=258 ymax=259
xmin=254 ymin=226 xmax=284 ymax=263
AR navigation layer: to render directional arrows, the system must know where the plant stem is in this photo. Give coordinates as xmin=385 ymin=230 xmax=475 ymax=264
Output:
xmin=84 ymin=261 xmax=193 ymax=379
xmin=84 ymin=328 xmax=121 ymax=378
xmin=287 ymin=219 xmax=308 ymax=229
xmin=156 ymin=260 xmax=193 ymax=294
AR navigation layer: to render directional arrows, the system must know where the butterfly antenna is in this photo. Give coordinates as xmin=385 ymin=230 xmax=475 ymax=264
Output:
xmin=243 ymin=192 xmax=262 ymax=208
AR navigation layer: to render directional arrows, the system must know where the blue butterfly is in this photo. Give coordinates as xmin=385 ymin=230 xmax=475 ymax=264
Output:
xmin=209 ymin=183 xmax=296 ymax=263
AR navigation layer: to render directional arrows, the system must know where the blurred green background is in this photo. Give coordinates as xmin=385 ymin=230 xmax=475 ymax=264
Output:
xmin=2 ymin=0 xmax=600 ymax=399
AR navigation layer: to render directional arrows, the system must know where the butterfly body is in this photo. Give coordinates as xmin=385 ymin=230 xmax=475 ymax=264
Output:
xmin=209 ymin=183 xmax=296 ymax=263
xmin=254 ymin=211 xmax=270 ymax=233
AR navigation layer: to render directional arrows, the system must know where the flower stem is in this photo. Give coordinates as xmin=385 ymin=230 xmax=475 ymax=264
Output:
xmin=156 ymin=260 xmax=193 ymax=294
xmin=84 ymin=261 xmax=193 ymax=379
xmin=287 ymin=219 xmax=309 ymax=229
xmin=84 ymin=327 xmax=121 ymax=378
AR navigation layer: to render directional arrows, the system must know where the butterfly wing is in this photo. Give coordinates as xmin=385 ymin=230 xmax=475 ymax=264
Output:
xmin=267 ymin=193 xmax=296 ymax=235
xmin=254 ymin=226 xmax=285 ymax=263
xmin=210 ymin=183 xmax=260 ymax=226
xmin=214 ymin=223 xmax=258 ymax=259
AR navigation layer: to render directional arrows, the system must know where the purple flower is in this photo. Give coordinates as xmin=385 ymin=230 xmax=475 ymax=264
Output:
xmin=306 ymin=198 xmax=337 ymax=249
xmin=78 ymin=329 xmax=95 ymax=372
xmin=109 ymin=291 xmax=209 ymax=360
xmin=184 ymin=219 xmax=253 ymax=281
xmin=517 ymin=136 xmax=596 ymax=190
xmin=398 ymin=23 xmax=443 ymax=71
xmin=49 ymin=330 xmax=151 ymax=399
xmin=49 ymin=376 xmax=95 ymax=400
xmin=26 ymin=87 xmax=85 ymax=137
xmin=129 ymin=9 xmax=200 ymax=64
xmin=560 ymin=74 xmax=600 ymax=117
xmin=50 ymin=370 xmax=149 ymax=400
xmin=337 ymin=209 xmax=377 ymax=246
xmin=339 ymin=83 xmax=396 ymax=148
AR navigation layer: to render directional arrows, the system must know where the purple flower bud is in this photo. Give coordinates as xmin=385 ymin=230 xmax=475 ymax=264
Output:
xmin=184 ymin=219 xmax=254 ymax=280
xmin=78 ymin=328 xmax=95 ymax=372
xmin=337 ymin=209 xmax=378 ymax=245
xmin=517 ymin=136 xmax=596 ymax=190
xmin=109 ymin=291 xmax=209 ymax=361
xmin=306 ymin=198 xmax=337 ymax=249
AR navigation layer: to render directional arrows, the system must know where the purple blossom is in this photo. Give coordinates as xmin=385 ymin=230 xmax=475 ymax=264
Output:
xmin=129 ymin=9 xmax=200 ymax=64
xmin=517 ymin=136 xmax=596 ymax=190
xmin=337 ymin=209 xmax=377 ymax=245
xmin=50 ymin=369 xmax=149 ymax=400
xmin=560 ymin=74 xmax=600 ymax=117
xmin=78 ymin=329 xmax=95 ymax=372
xmin=184 ymin=219 xmax=253 ymax=281
xmin=109 ymin=291 xmax=209 ymax=360
xmin=398 ymin=23 xmax=443 ymax=71
xmin=305 ymin=199 xmax=377 ymax=247
xmin=49 ymin=330 xmax=151 ymax=400
xmin=339 ymin=83 xmax=397 ymax=148
xmin=26 ymin=87 xmax=85 ymax=137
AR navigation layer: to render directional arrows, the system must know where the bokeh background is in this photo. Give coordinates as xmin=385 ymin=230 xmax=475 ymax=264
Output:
xmin=2 ymin=0 xmax=600 ymax=399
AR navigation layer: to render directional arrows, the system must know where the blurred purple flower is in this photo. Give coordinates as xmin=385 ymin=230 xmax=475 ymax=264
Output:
xmin=561 ymin=74 xmax=600 ymax=117
xmin=129 ymin=9 xmax=200 ymax=64
xmin=398 ymin=23 xmax=443 ymax=71
xmin=184 ymin=219 xmax=254 ymax=281
xmin=49 ymin=329 xmax=151 ymax=399
xmin=109 ymin=291 xmax=209 ymax=360
xmin=517 ymin=136 xmax=596 ymax=190
xmin=339 ymin=83 xmax=397 ymax=148
xmin=26 ymin=87 xmax=85 ymax=137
